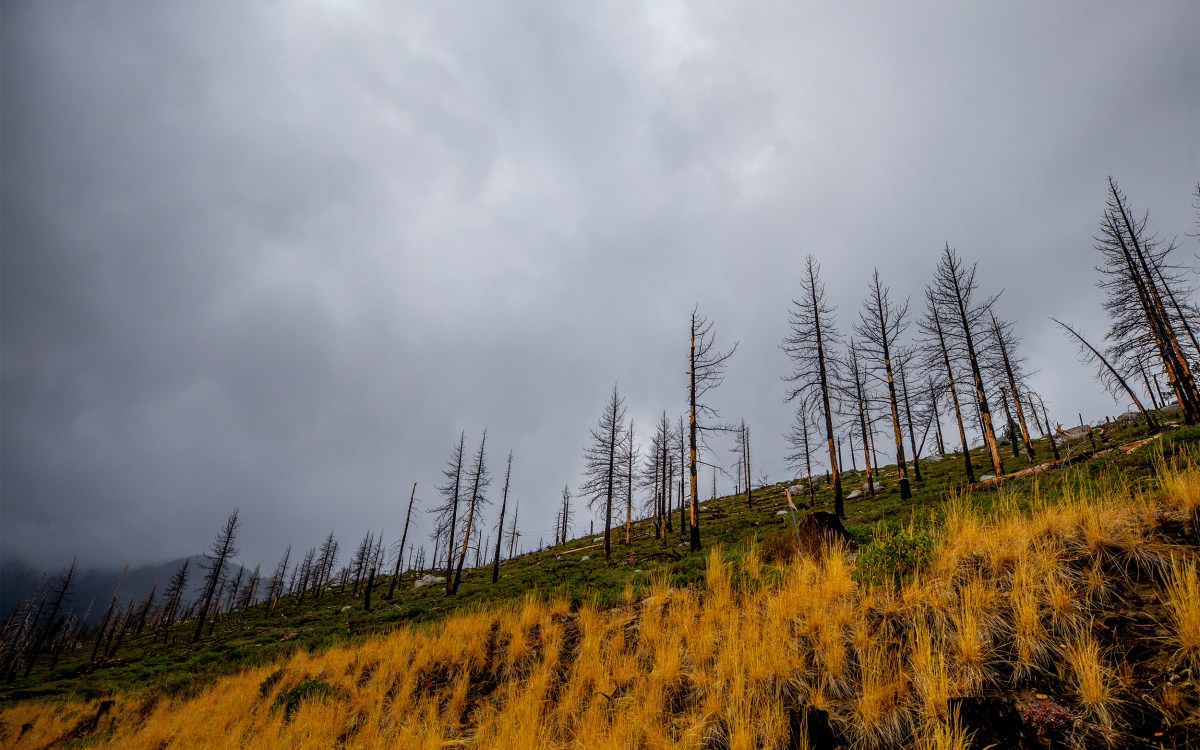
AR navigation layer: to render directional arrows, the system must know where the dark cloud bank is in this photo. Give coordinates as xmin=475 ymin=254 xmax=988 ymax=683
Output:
xmin=2 ymin=2 xmax=1197 ymax=577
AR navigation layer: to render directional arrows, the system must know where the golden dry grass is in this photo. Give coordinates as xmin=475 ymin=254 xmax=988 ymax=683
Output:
xmin=3 ymin=456 xmax=1198 ymax=749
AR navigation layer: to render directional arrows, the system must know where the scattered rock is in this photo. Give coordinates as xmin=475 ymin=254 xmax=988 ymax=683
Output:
xmin=979 ymin=474 xmax=996 ymax=481
xmin=340 ymin=605 xmax=352 ymax=613
xmin=580 ymin=555 xmax=590 ymax=562
xmin=847 ymin=490 xmax=863 ymax=500
xmin=633 ymin=569 xmax=644 ymax=574
xmin=413 ymin=574 xmax=446 ymax=589
xmin=279 ymin=632 xmax=299 ymax=642
xmin=776 ymin=510 xmax=789 ymax=516
xmin=593 ymin=536 xmax=604 ymax=542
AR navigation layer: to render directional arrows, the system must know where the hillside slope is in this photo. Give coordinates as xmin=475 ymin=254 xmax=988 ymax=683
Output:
xmin=2 ymin=431 xmax=1199 ymax=748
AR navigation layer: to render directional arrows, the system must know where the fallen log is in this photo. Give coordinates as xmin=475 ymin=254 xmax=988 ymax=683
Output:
xmin=965 ymin=433 xmax=1163 ymax=490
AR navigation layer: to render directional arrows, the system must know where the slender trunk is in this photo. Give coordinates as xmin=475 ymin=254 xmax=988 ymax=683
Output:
xmin=688 ymin=331 xmax=701 ymax=551
xmin=1141 ymin=364 xmax=1161 ymax=410
xmin=387 ymin=483 xmax=418 ymax=600
xmin=1039 ymin=397 xmax=1061 ymax=460
xmin=931 ymin=301 xmax=975 ymax=482
xmin=812 ymin=286 xmax=843 ymax=516
xmin=626 ymin=421 xmax=634 ymax=546
xmin=1000 ymin=386 xmax=1019 ymax=458
xmin=605 ymin=407 xmax=616 ymax=561
xmin=899 ymin=359 xmax=922 ymax=483
xmin=856 ymin=386 xmax=874 ymax=497
xmin=949 ymin=280 xmax=1003 ymax=475
xmin=492 ymin=456 xmax=512 ymax=584
xmin=1113 ymin=186 xmax=1199 ymax=422
xmin=1054 ymin=318 xmax=1155 ymax=427
xmin=444 ymin=433 xmax=465 ymax=597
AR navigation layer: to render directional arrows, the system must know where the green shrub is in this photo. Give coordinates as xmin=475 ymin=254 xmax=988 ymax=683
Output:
xmin=257 ymin=668 xmax=285 ymax=698
xmin=852 ymin=521 xmax=933 ymax=589
xmin=270 ymin=676 xmax=337 ymax=721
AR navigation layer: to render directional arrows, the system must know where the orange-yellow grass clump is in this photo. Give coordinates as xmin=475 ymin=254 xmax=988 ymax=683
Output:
xmin=3 ymin=455 xmax=1197 ymax=749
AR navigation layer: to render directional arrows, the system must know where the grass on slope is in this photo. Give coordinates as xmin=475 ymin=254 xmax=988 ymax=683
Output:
xmin=0 ymin=414 xmax=1189 ymax=707
xmin=2 ymin=441 xmax=1199 ymax=748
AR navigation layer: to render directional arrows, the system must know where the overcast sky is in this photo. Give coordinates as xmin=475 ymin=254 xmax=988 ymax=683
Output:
xmin=2 ymin=1 xmax=1198 ymax=572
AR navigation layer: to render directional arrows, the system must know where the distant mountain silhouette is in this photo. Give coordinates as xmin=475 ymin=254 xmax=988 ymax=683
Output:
xmin=1 ymin=554 xmax=246 ymax=625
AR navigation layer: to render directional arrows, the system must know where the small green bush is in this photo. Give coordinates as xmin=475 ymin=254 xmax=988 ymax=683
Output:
xmin=257 ymin=668 xmax=285 ymax=698
xmin=270 ymin=676 xmax=337 ymax=721
xmin=852 ymin=521 xmax=933 ymax=589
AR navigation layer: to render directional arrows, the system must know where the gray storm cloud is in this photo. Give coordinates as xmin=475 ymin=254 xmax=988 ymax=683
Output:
xmin=2 ymin=1 xmax=1197 ymax=570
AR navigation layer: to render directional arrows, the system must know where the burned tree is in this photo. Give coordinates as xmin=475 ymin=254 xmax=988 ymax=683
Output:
xmin=491 ymin=453 xmax=513 ymax=584
xmin=1095 ymin=178 xmax=1199 ymax=423
xmin=451 ymin=430 xmax=491 ymax=594
xmin=625 ymin=420 xmax=637 ymax=544
xmin=687 ymin=307 xmax=737 ymax=550
xmin=844 ymin=342 xmax=877 ymax=499
xmin=987 ymin=312 xmax=1037 ymax=463
xmin=732 ymin=420 xmax=754 ymax=508
xmin=896 ymin=355 xmax=923 ymax=482
xmin=157 ymin=558 xmax=191 ymax=638
xmin=386 ymin=483 xmax=418 ymax=599
xmin=506 ymin=501 xmax=521 ymax=559
xmin=192 ymin=510 xmax=239 ymax=643
xmin=581 ymin=384 xmax=627 ymax=560
xmin=22 ymin=558 xmax=76 ymax=677
xmin=782 ymin=256 xmax=845 ymax=516
xmin=264 ymin=548 xmax=288 ymax=610
xmin=1053 ymin=318 xmax=1156 ymax=426
xmin=558 ymin=485 xmax=573 ymax=545
xmin=855 ymin=269 xmax=912 ymax=498
xmin=920 ymin=288 xmax=974 ymax=481
xmin=931 ymin=245 xmax=1004 ymax=476
xmin=432 ymin=432 xmax=467 ymax=597
xmin=785 ymin=404 xmax=819 ymax=502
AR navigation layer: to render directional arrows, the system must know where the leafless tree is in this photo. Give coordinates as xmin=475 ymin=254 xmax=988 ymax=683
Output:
xmin=506 ymin=501 xmax=521 ymax=559
xmin=731 ymin=420 xmax=753 ymax=507
xmin=386 ymin=483 xmax=418 ymax=599
xmin=265 ymin=548 xmax=288 ymax=611
xmin=985 ymin=312 xmax=1037 ymax=463
xmin=920 ymin=288 xmax=974 ymax=480
xmin=431 ymin=431 xmax=466 ymax=597
xmin=930 ymin=245 xmax=1004 ymax=476
xmin=451 ymin=430 xmax=490 ymax=594
xmin=782 ymin=256 xmax=845 ymax=516
xmin=785 ymin=403 xmax=819 ymax=502
xmin=581 ymin=385 xmax=627 ymax=559
xmin=843 ymin=341 xmax=877 ymax=498
xmin=855 ymin=269 xmax=913 ymax=498
xmin=625 ymin=420 xmax=637 ymax=544
xmin=1053 ymin=317 xmax=1155 ymax=426
xmin=687 ymin=307 xmax=738 ymax=550
xmin=491 ymin=453 xmax=513 ymax=583
xmin=895 ymin=354 xmax=923 ymax=482
xmin=1095 ymin=177 xmax=1198 ymax=422
xmin=192 ymin=510 xmax=239 ymax=643
xmin=312 ymin=531 xmax=338 ymax=602
xmin=157 ymin=558 xmax=191 ymax=638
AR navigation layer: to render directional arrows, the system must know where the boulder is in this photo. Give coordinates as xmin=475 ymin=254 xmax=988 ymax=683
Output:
xmin=979 ymin=474 xmax=996 ymax=482
xmin=413 ymin=574 xmax=446 ymax=589
xmin=846 ymin=490 xmax=863 ymax=500
xmin=580 ymin=555 xmax=590 ymax=562
xmin=776 ymin=510 xmax=789 ymax=516
xmin=862 ymin=481 xmax=884 ymax=493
